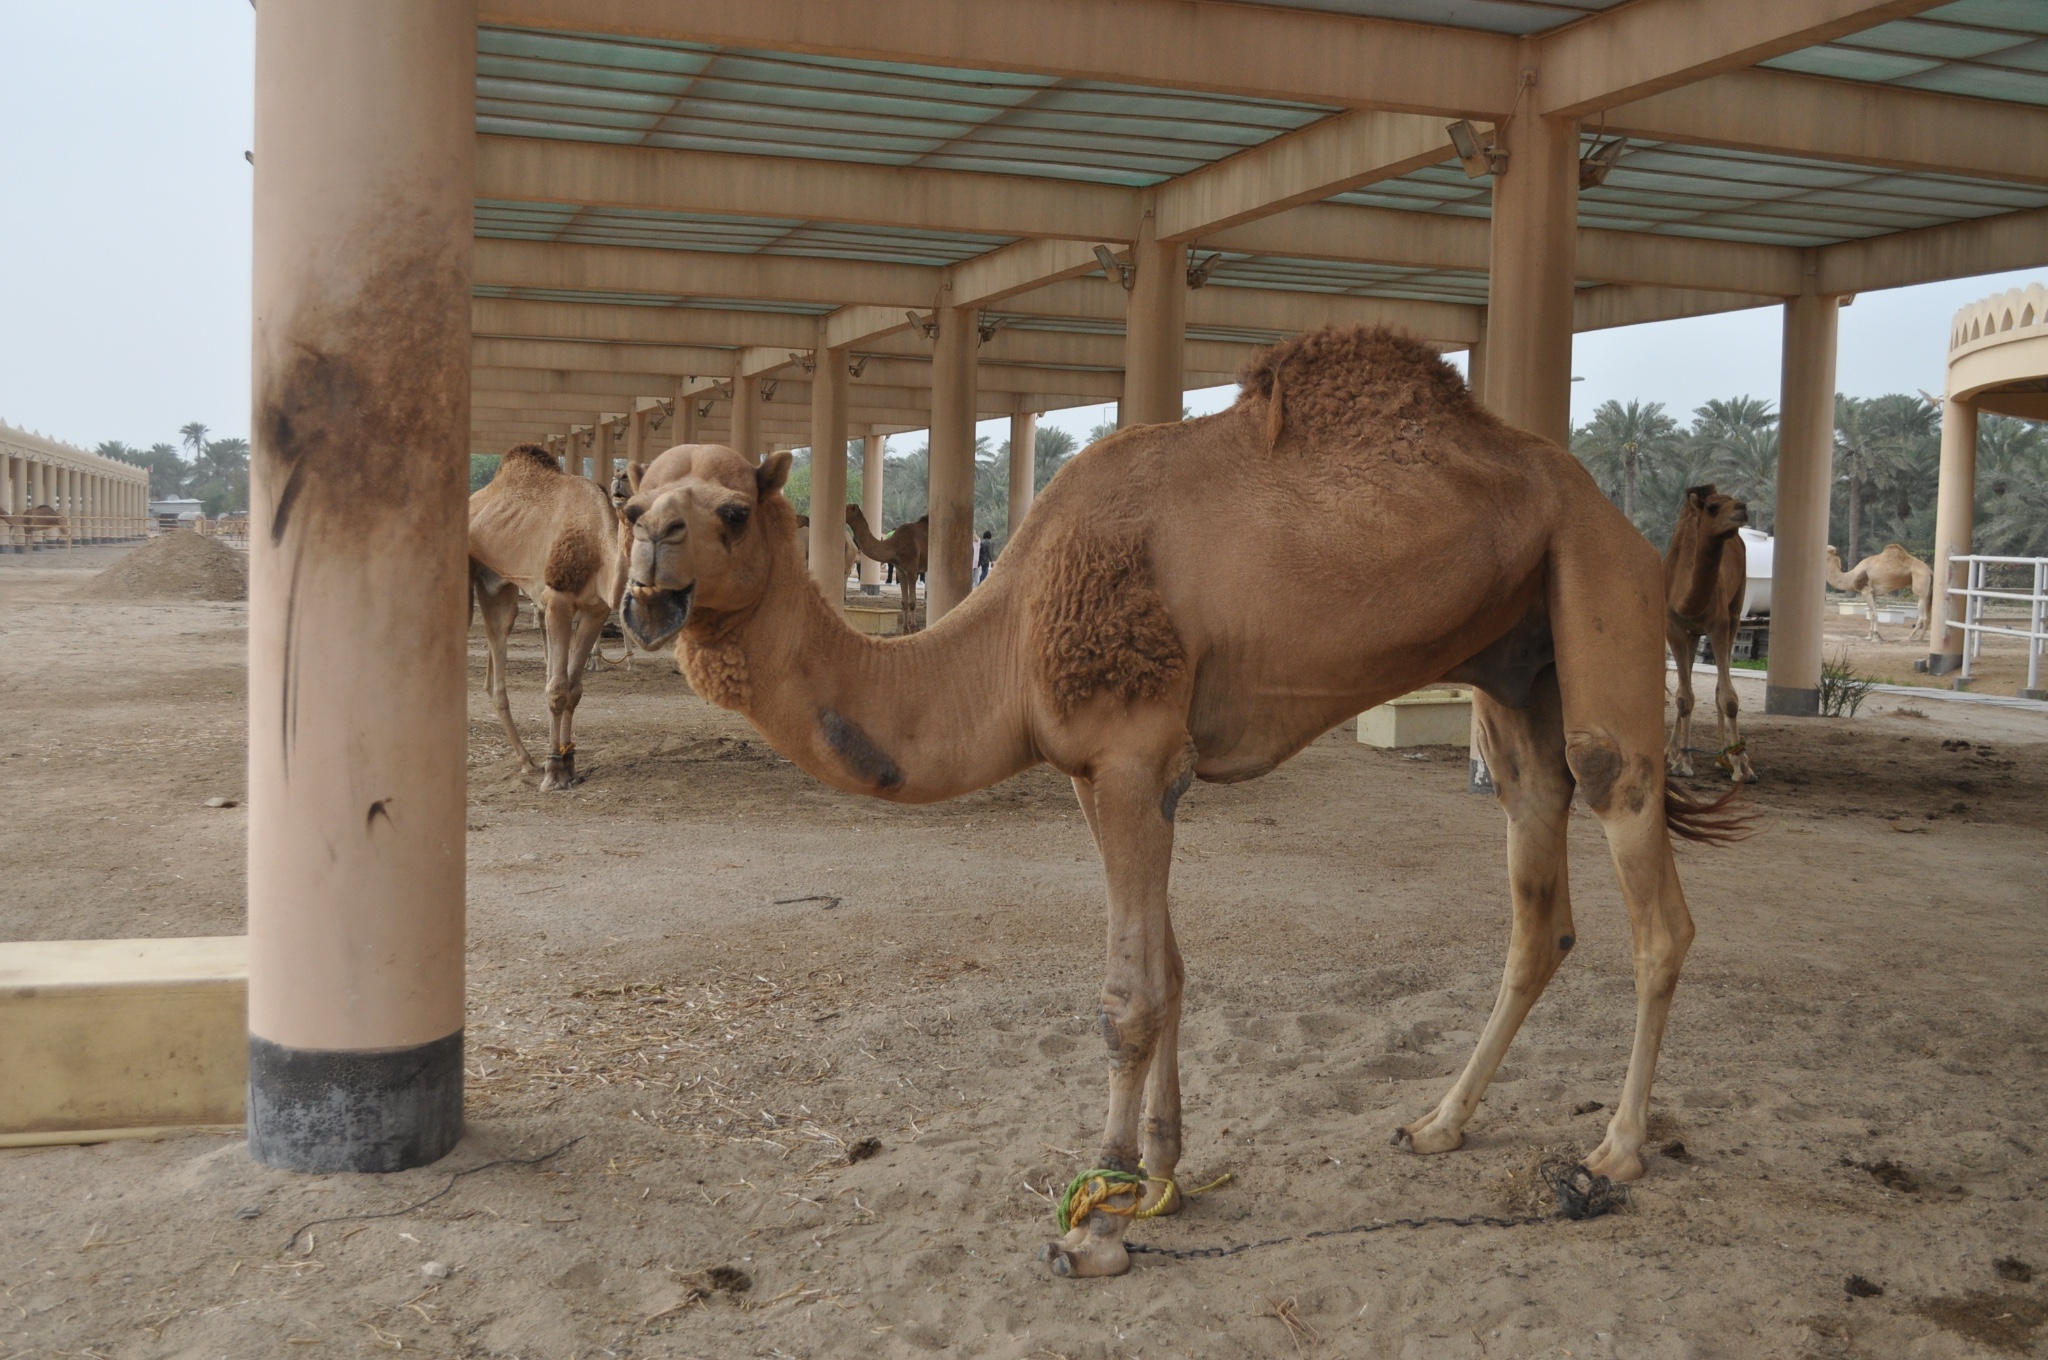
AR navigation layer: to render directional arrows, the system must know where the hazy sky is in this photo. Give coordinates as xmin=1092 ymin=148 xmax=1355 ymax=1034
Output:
xmin=2 ymin=5 xmax=2039 ymax=456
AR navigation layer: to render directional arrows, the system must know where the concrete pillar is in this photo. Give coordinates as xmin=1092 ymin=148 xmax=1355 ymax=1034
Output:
xmin=1121 ymin=208 xmax=1187 ymax=429
xmin=1008 ymin=411 xmax=1036 ymax=540
xmin=861 ymin=431 xmax=886 ymax=591
xmin=1765 ymin=294 xmax=1842 ymax=717
xmin=1466 ymin=312 xmax=1490 ymax=408
xmin=1483 ymin=112 xmax=1578 ymax=445
xmin=1929 ymin=397 xmax=1978 ymax=673
xmin=247 ymin=0 xmax=473 ymax=1173
xmin=593 ymin=418 xmax=614 ymax=485
xmin=927 ymin=304 xmax=978 ymax=621
xmin=809 ymin=345 xmax=849 ymax=604
xmin=625 ymin=404 xmax=645 ymax=477
xmin=673 ymin=381 xmax=698 ymax=447
xmin=732 ymin=378 xmax=761 ymax=463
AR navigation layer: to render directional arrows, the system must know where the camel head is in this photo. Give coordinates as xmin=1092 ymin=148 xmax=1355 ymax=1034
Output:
xmin=619 ymin=443 xmax=794 ymax=650
xmin=1825 ymin=545 xmax=1843 ymax=571
xmin=1681 ymin=484 xmax=1748 ymax=540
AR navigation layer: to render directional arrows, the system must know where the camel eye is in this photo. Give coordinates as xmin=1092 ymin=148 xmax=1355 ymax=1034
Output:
xmin=718 ymin=504 xmax=750 ymax=531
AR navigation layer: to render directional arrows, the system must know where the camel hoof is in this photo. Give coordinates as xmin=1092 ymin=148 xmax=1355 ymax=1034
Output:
xmin=539 ymin=752 xmax=577 ymax=791
xmin=1584 ymin=1145 xmax=1646 ymax=1184
xmin=1038 ymin=1239 xmax=1129 ymax=1279
xmin=1393 ymin=1120 xmax=1464 ymax=1156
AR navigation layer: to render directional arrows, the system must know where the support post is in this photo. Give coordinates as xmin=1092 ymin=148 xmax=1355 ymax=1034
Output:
xmin=1483 ymin=110 xmax=1578 ymax=446
xmin=927 ymin=304 xmax=978 ymax=621
xmin=247 ymin=0 xmax=473 ymax=1173
xmin=674 ymin=381 xmax=698 ymax=447
xmin=625 ymin=403 xmax=645 ymax=479
xmin=1766 ymin=294 xmax=1842 ymax=717
xmin=862 ymin=431 xmax=887 ymax=592
xmin=1928 ymin=397 xmax=1978 ymax=674
xmin=731 ymin=378 xmax=760 ymax=463
xmin=1121 ymin=208 xmax=1186 ymax=429
xmin=809 ymin=344 xmax=849 ymax=604
xmin=1008 ymin=411 xmax=1036 ymax=540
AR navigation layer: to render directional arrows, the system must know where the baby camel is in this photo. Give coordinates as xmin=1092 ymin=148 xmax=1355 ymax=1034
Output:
xmin=1828 ymin=543 xmax=1932 ymax=643
xmin=469 ymin=445 xmax=629 ymax=790
xmin=1663 ymin=485 xmax=1755 ymax=783
xmin=844 ymin=505 xmax=929 ymax=632
xmin=622 ymin=327 xmax=1741 ymax=1279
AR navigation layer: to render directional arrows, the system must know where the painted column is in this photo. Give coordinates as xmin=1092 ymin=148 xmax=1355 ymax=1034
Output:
xmin=1483 ymin=112 xmax=1578 ymax=446
xmin=1008 ymin=411 xmax=1037 ymax=540
xmin=1928 ymin=397 xmax=1978 ymax=674
xmin=927 ymin=304 xmax=978 ymax=621
xmin=247 ymin=0 xmax=473 ymax=1173
xmin=862 ymin=431 xmax=887 ymax=592
xmin=731 ymin=377 xmax=761 ymax=463
xmin=676 ymin=385 xmax=699 ymax=445
xmin=808 ymin=345 xmax=850 ymax=604
xmin=3 ymin=456 xmax=16 ymax=551
xmin=1121 ymin=207 xmax=1187 ymax=429
xmin=593 ymin=417 xmax=614 ymax=485
xmin=1765 ymin=294 xmax=1842 ymax=717
xmin=625 ymin=404 xmax=645 ymax=480
xmin=1465 ymin=312 xmax=1490 ymax=408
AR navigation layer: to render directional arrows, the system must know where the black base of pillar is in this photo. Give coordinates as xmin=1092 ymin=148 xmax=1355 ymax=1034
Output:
xmin=248 ymin=1030 xmax=464 ymax=1173
xmin=1926 ymin=653 xmax=1963 ymax=675
xmin=2023 ymin=689 xmax=2048 ymax=702
xmin=1765 ymin=685 xmax=1819 ymax=716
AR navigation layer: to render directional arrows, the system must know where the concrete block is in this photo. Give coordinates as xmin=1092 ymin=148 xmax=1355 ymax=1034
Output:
xmin=1357 ymin=688 xmax=1474 ymax=748
xmin=0 ymin=936 xmax=246 ymax=1147
xmin=842 ymin=605 xmax=899 ymax=636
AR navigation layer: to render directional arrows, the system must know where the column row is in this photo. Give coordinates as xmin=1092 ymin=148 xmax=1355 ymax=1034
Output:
xmin=1 ymin=455 xmax=150 ymax=550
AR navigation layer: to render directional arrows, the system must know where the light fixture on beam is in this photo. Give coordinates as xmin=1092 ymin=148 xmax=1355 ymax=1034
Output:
xmin=1186 ymin=251 xmax=1223 ymax=289
xmin=904 ymin=310 xmax=939 ymax=339
xmin=760 ymin=380 xmax=779 ymax=401
xmin=1578 ymin=137 xmax=1625 ymax=190
xmin=977 ymin=313 xmax=1006 ymax=344
xmin=847 ymin=355 xmax=873 ymax=378
xmin=790 ymin=350 xmax=816 ymax=374
xmin=1446 ymin=120 xmax=1507 ymax=179
xmin=1093 ymin=245 xmax=1135 ymax=290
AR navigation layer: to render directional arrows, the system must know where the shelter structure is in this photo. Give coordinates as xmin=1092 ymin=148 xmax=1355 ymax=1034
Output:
xmin=246 ymin=0 xmax=2048 ymax=1172
xmin=1931 ymin=282 xmax=2048 ymax=674
xmin=1 ymin=422 xmax=150 ymax=550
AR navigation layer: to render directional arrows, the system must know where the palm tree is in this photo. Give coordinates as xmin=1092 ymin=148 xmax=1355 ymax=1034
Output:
xmin=1833 ymin=395 xmax=1929 ymax=561
xmin=1976 ymin=413 xmax=2048 ymax=557
xmin=1690 ymin=397 xmax=1778 ymax=531
xmin=1571 ymin=399 xmax=1682 ymax=529
xmin=1034 ymin=426 xmax=1078 ymax=493
xmin=180 ymin=422 xmax=210 ymax=467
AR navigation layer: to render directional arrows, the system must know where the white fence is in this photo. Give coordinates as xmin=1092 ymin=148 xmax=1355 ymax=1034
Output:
xmin=1951 ymin=555 xmax=2048 ymax=695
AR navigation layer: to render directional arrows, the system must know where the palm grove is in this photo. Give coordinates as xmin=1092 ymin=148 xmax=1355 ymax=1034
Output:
xmin=97 ymin=423 xmax=250 ymax=517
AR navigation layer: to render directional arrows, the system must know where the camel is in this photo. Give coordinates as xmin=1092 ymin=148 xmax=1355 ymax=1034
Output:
xmin=1663 ymin=485 xmax=1756 ymax=784
xmin=844 ymin=505 xmax=929 ymax=632
xmin=1828 ymin=543 xmax=1932 ymax=643
xmin=1 ymin=504 xmax=71 ymax=551
xmin=469 ymin=444 xmax=630 ymax=791
xmin=620 ymin=327 xmax=1742 ymax=1279
xmin=793 ymin=513 xmax=862 ymax=589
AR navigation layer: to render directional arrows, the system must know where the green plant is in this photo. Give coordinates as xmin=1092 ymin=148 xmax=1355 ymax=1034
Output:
xmin=1818 ymin=649 xmax=1876 ymax=718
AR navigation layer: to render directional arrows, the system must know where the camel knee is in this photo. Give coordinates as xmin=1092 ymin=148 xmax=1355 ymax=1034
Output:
xmin=1098 ymin=988 xmax=1170 ymax=1068
xmin=545 ymin=679 xmax=582 ymax=716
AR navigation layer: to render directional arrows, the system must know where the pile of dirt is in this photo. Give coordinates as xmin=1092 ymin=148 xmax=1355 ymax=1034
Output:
xmin=73 ymin=530 xmax=247 ymax=602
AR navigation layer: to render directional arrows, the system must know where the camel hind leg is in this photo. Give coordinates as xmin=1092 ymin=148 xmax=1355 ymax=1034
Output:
xmin=474 ymin=566 xmax=538 ymax=775
xmin=1396 ymin=673 xmax=1577 ymax=1157
xmin=1706 ymin=619 xmax=1754 ymax=783
xmin=537 ymin=590 xmax=601 ymax=791
xmin=1548 ymin=531 xmax=1697 ymax=1184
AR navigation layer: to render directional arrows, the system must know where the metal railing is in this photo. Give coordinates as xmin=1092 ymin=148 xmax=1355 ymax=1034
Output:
xmin=193 ymin=516 xmax=251 ymax=551
xmin=1952 ymin=555 xmax=2048 ymax=694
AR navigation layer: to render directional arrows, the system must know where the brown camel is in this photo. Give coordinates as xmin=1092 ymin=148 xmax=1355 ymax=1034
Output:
xmin=844 ymin=505 xmax=929 ymax=632
xmin=1 ymin=504 xmax=71 ymax=550
xmin=621 ymin=327 xmax=1740 ymax=1279
xmin=793 ymin=513 xmax=862 ymax=588
xmin=1827 ymin=543 xmax=1932 ymax=643
xmin=1663 ymin=485 xmax=1755 ymax=784
xmin=469 ymin=444 xmax=629 ymax=791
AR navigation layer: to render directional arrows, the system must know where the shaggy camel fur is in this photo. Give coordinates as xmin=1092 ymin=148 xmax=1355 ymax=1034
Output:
xmin=1828 ymin=543 xmax=1932 ymax=643
xmin=469 ymin=445 xmax=629 ymax=791
xmin=844 ymin=505 xmax=929 ymax=632
xmin=621 ymin=327 xmax=1740 ymax=1278
xmin=1 ymin=504 xmax=71 ymax=550
xmin=1663 ymin=486 xmax=1756 ymax=784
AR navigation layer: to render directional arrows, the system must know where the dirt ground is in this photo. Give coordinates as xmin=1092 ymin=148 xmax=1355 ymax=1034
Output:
xmin=4 ymin=543 xmax=2047 ymax=1360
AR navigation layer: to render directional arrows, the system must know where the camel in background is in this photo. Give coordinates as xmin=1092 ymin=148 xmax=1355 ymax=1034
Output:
xmin=1 ymin=504 xmax=71 ymax=550
xmin=844 ymin=505 xmax=928 ymax=632
xmin=620 ymin=326 xmax=1741 ymax=1278
xmin=469 ymin=445 xmax=629 ymax=791
xmin=794 ymin=513 xmax=861 ymax=589
xmin=1662 ymin=485 xmax=1755 ymax=784
xmin=1828 ymin=543 xmax=1932 ymax=643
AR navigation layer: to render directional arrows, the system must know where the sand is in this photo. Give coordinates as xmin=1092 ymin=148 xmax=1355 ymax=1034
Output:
xmin=2 ymin=551 xmax=2046 ymax=1359
xmin=71 ymin=529 xmax=248 ymax=602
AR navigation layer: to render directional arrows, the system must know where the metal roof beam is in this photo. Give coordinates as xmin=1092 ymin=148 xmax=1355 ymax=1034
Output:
xmin=1538 ymin=0 xmax=1947 ymax=118
xmin=1817 ymin=205 xmax=2048 ymax=296
xmin=474 ymin=336 xmax=736 ymax=376
xmin=1573 ymin=285 xmax=1778 ymax=332
xmin=475 ymin=238 xmax=931 ymax=308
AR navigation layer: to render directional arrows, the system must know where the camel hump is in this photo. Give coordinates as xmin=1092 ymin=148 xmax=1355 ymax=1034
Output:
xmin=499 ymin=443 xmax=564 ymax=477
xmin=1234 ymin=324 xmax=1475 ymax=447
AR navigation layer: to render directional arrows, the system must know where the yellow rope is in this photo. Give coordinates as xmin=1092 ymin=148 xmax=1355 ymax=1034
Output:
xmin=1135 ymin=1170 xmax=1234 ymax=1218
xmin=1058 ymin=1167 xmax=1237 ymax=1231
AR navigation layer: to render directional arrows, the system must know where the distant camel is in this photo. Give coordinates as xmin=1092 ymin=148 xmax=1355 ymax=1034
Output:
xmin=1827 ymin=544 xmax=1931 ymax=643
xmin=469 ymin=445 xmax=629 ymax=791
xmin=844 ymin=505 xmax=929 ymax=633
xmin=1 ymin=504 xmax=70 ymax=551
xmin=794 ymin=513 xmax=862 ymax=589
xmin=1663 ymin=484 xmax=1754 ymax=783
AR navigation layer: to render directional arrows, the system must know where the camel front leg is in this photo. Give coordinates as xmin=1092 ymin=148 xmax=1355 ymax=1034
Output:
xmin=1664 ymin=631 xmax=1698 ymax=777
xmin=475 ymin=569 xmax=538 ymax=775
xmin=1398 ymin=681 xmax=1576 ymax=1157
xmin=1707 ymin=626 xmax=1754 ymax=783
xmin=1863 ymin=585 xmax=1884 ymax=642
xmin=1041 ymin=749 xmax=1183 ymax=1279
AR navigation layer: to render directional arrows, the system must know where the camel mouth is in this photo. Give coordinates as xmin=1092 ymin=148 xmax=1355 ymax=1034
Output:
xmin=1729 ymin=503 xmax=1750 ymax=526
xmin=623 ymin=582 xmax=693 ymax=649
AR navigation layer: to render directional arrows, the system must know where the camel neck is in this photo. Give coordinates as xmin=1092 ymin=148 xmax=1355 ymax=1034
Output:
xmin=846 ymin=511 xmax=890 ymax=561
xmin=681 ymin=529 xmax=1038 ymax=802
xmin=1671 ymin=517 xmax=1730 ymax=619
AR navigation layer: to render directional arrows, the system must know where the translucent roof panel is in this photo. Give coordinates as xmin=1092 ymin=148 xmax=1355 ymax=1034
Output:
xmin=479 ymin=27 xmax=1336 ymax=187
xmin=1199 ymin=253 xmax=1494 ymax=306
xmin=476 ymin=200 xmax=1014 ymax=267
xmin=1333 ymin=138 xmax=2048 ymax=248
xmin=1219 ymin=0 xmax=1626 ymax=36
xmin=473 ymin=284 xmax=837 ymax=316
xmin=1764 ymin=2 xmax=2048 ymax=106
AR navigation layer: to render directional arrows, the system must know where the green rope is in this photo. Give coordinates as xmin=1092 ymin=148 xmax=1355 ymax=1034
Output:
xmin=1056 ymin=1169 xmax=1147 ymax=1234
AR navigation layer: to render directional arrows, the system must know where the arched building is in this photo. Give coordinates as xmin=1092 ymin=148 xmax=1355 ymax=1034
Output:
xmin=1 ymin=421 xmax=150 ymax=550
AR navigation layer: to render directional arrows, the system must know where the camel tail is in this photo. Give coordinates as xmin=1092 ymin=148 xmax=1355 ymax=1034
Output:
xmin=1663 ymin=782 xmax=1754 ymax=846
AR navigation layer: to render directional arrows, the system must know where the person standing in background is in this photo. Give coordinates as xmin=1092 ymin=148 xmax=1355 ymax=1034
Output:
xmin=975 ymin=530 xmax=994 ymax=585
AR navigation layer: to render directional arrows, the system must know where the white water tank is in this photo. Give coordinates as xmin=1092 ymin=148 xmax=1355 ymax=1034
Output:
xmin=1738 ymin=527 xmax=1772 ymax=618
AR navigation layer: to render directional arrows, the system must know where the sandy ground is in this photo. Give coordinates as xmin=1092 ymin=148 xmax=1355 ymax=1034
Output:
xmin=3 ymin=543 xmax=2047 ymax=1360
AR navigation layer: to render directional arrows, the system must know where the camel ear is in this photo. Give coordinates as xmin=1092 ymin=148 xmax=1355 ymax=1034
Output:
xmin=757 ymin=449 xmax=793 ymax=498
xmin=1684 ymin=484 xmax=1715 ymax=506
